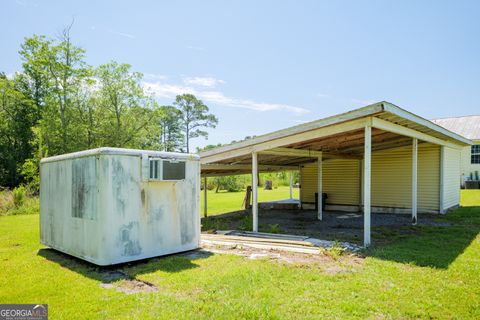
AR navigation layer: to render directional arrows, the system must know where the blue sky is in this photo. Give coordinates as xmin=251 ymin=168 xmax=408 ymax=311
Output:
xmin=2 ymin=0 xmax=480 ymax=151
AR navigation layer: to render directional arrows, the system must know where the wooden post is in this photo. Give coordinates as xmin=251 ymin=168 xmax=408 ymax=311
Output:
xmin=299 ymin=165 xmax=303 ymax=209
xmin=252 ymin=152 xmax=258 ymax=232
xmin=364 ymin=125 xmax=372 ymax=247
xmin=203 ymin=176 xmax=207 ymax=218
xmin=412 ymin=138 xmax=418 ymax=224
xmin=289 ymin=171 xmax=293 ymax=200
xmin=317 ymin=155 xmax=323 ymax=220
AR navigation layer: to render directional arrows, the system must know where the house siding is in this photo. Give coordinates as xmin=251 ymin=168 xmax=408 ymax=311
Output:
xmin=460 ymin=140 xmax=480 ymax=183
xmin=443 ymin=146 xmax=461 ymax=209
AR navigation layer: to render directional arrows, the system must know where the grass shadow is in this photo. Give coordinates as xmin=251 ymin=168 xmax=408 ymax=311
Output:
xmin=366 ymin=206 xmax=480 ymax=269
xmin=37 ymin=248 xmax=213 ymax=283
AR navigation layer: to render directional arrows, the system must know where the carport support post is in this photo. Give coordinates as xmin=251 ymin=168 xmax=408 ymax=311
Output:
xmin=289 ymin=171 xmax=293 ymax=200
xmin=317 ymin=155 xmax=323 ymax=220
xmin=364 ymin=125 xmax=372 ymax=247
xmin=204 ymin=176 xmax=208 ymax=218
xmin=412 ymin=138 xmax=418 ymax=224
xmin=252 ymin=152 xmax=259 ymax=232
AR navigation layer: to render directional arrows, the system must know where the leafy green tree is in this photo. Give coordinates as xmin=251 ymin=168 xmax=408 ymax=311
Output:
xmin=17 ymin=35 xmax=52 ymax=121
xmin=19 ymin=26 xmax=89 ymax=155
xmin=174 ymin=94 xmax=218 ymax=153
xmin=196 ymin=143 xmax=224 ymax=153
xmin=94 ymin=61 xmax=157 ymax=148
xmin=0 ymin=26 xmax=222 ymax=189
xmin=157 ymin=105 xmax=183 ymax=151
xmin=215 ymin=175 xmax=243 ymax=193
xmin=0 ymin=75 xmax=36 ymax=187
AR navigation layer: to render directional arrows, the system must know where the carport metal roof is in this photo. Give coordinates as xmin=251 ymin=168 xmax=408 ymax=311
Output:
xmin=200 ymin=101 xmax=471 ymax=176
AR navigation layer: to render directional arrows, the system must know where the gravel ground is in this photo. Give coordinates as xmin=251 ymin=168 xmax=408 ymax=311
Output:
xmin=208 ymin=209 xmax=451 ymax=244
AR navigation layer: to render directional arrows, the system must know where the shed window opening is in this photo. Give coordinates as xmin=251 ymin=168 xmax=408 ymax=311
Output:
xmin=472 ymin=145 xmax=480 ymax=164
xmin=148 ymin=158 xmax=186 ymax=181
xmin=149 ymin=159 xmax=161 ymax=179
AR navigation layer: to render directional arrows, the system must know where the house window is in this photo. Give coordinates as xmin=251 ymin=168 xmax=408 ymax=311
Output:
xmin=472 ymin=145 xmax=480 ymax=164
xmin=149 ymin=159 xmax=186 ymax=180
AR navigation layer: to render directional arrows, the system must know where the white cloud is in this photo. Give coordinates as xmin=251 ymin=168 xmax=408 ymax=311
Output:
xmin=107 ymin=29 xmax=136 ymax=39
xmin=143 ymin=81 xmax=195 ymax=99
xmin=186 ymin=45 xmax=207 ymax=52
xmin=143 ymin=73 xmax=169 ymax=81
xmin=183 ymin=76 xmax=225 ymax=88
xmin=143 ymin=77 xmax=309 ymax=115
xmin=199 ymin=91 xmax=308 ymax=114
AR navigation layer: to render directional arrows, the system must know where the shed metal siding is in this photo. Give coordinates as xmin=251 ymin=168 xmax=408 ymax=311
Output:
xmin=442 ymin=147 xmax=461 ymax=209
xmin=371 ymin=143 xmax=440 ymax=211
xmin=300 ymin=143 xmax=440 ymax=212
xmin=300 ymin=159 xmax=360 ymax=205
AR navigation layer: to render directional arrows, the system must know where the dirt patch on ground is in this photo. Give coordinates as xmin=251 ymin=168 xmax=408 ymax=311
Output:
xmin=198 ymin=244 xmax=364 ymax=272
xmin=99 ymin=270 xmax=158 ymax=294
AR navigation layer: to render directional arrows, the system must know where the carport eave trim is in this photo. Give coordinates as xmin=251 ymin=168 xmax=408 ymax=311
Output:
xmin=200 ymin=101 xmax=472 ymax=165
xmin=382 ymin=102 xmax=472 ymax=146
xmin=199 ymin=102 xmax=386 ymax=158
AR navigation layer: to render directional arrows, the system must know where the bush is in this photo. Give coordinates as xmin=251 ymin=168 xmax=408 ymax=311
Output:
xmin=216 ymin=176 xmax=243 ymax=193
xmin=0 ymin=188 xmax=39 ymax=216
xmin=21 ymin=158 xmax=40 ymax=194
xmin=267 ymin=223 xmax=281 ymax=234
xmin=201 ymin=218 xmax=229 ymax=232
xmin=12 ymin=186 xmax=26 ymax=208
xmin=238 ymin=215 xmax=253 ymax=231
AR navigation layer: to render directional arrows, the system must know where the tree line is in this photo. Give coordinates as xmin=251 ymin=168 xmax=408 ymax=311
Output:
xmin=0 ymin=25 xmax=218 ymax=191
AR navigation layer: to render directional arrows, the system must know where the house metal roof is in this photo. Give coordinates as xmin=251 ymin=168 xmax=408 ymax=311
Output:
xmin=431 ymin=115 xmax=480 ymax=140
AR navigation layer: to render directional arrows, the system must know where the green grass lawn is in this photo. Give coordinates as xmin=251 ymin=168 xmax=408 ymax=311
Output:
xmin=461 ymin=189 xmax=480 ymax=207
xmin=0 ymin=191 xmax=479 ymax=319
xmin=201 ymin=186 xmax=299 ymax=216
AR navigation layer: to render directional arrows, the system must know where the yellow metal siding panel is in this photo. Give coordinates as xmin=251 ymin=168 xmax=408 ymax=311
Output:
xmin=371 ymin=147 xmax=412 ymax=208
xmin=371 ymin=143 xmax=440 ymax=211
xmin=301 ymin=143 xmax=440 ymax=211
xmin=418 ymin=144 xmax=440 ymax=211
xmin=300 ymin=163 xmax=317 ymax=203
xmin=324 ymin=160 xmax=360 ymax=205
xmin=300 ymin=159 xmax=360 ymax=205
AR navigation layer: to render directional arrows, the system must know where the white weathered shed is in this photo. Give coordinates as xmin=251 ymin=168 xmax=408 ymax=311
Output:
xmin=40 ymin=148 xmax=200 ymax=265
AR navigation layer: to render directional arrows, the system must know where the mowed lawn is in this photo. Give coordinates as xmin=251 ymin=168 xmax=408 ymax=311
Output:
xmin=0 ymin=191 xmax=479 ymax=319
xmin=201 ymin=186 xmax=299 ymax=216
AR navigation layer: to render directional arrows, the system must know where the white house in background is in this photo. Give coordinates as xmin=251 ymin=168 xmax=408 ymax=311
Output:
xmin=432 ymin=116 xmax=480 ymax=185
